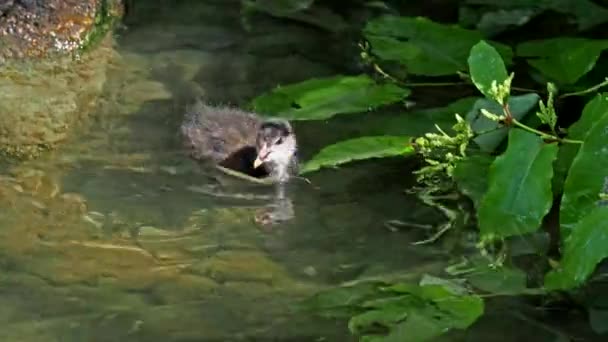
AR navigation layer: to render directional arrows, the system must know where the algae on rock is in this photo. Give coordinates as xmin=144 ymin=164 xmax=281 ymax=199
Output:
xmin=0 ymin=0 xmax=124 ymax=158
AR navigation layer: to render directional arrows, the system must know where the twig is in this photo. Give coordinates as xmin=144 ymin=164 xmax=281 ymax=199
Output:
xmin=559 ymin=77 xmax=608 ymax=99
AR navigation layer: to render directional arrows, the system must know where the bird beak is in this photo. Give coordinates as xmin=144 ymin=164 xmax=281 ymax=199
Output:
xmin=253 ymin=156 xmax=263 ymax=169
xmin=254 ymin=146 xmax=268 ymax=169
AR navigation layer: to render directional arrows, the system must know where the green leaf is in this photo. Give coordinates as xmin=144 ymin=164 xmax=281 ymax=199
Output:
xmin=304 ymin=279 xmax=483 ymax=342
xmin=466 ymin=93 xmax=540 ymax=152
xmin=348 ymin=296 xmax=410 ymax=334
xmin=468 ymin=40 xmax=508 ymax=99
xmin=372 ymin=97 xmax=479 ymax=136
xmin=416 ymin=284 xmax=484 ymax=330
xmin=478 ymin=129 xmax=559 ymax=239
xmin=298 ymin=281 xmax=384 ymax=318
xmin=364 ymin=16 xmax=513 ymax=76
xmin=516 ymin=38 xmax=608 ymax=85
xmin=382 ymin=312 xmax=445 ymax=342
xmin=553 ymin=94 xmax=608 ymax=196
xmin=559 ymin=103 xmax=608 ymax=239
xmin=453 ymin=154 xmax=494 ymax=209
xmin=545 ymin=207 xmax=608 ymax=290
xmin=419 ymin=274 xmax=469 ymax=295
xmin=353 ymin=282 xmax=483 ymax=342
xmin=508 ymin=231 xmax=551 ymax=257
xmin=250 ymin=75 xmax=410 ymax=120
xmin=466 ymin=265 xmax=530 ymax=294
xmin=300 ymin=136 xmax=414 ymax=174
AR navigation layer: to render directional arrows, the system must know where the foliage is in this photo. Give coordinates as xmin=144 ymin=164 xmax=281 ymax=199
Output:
xmin=251 ymin=75 xmax=410 ymax=120
xmin=467 ymin=41 xmax=509 ymax=99
xmin=412 ymin=114 xmax=473 ymax=187
xmin=459 ymin=43 xmax=608 ymax=293
xmin=459 ymin=0 xmax=608 ymax=33
xmin=300 ymin=136 xmax=414 ymax=174
xmin=363 ymin=16 xmax=513 ymax=76
xmin=516 ymin=38 xmax=608 ymax=85
xmin=545 ymin=206 xmax=608 ymax=290
xmin=558 ymin=101 xmax=608 ymax=240
xmin=477 ymin=129 xmax=558 ymax=240
xmin=300 ymin=277 xmax=484 ymax=342
xmin=245 ymin=1 xmax=608 ymax=340
xmin=465 ymin=93 xmax=539 ymax=152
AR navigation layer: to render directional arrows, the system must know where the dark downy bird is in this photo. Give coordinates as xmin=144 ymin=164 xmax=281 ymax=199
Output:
xmin=180 ymin=102 xmax=298 ymax=183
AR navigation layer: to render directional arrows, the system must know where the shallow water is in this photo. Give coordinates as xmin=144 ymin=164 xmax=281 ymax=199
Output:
xmin=0 ymin=1 xmax=449 ymax=341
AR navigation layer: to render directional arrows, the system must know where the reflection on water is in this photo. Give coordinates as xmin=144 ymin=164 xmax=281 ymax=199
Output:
xmin=0 ymin=1 xmax=446 ymax=341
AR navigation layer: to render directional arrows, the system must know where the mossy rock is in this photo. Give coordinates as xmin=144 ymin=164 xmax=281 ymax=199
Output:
xmin=0 ymin=0 xmax=124 ymax=159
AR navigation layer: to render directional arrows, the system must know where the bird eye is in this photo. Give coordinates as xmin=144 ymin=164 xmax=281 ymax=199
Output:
xmin=276 ymin=137 xmax=283 ymax=145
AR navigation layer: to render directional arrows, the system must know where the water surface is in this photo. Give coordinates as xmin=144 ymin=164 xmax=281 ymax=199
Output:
xmin=0 ymin=1 xmax=446 ymax=341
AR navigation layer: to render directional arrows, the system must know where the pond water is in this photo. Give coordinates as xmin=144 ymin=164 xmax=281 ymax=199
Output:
xmin=0 ymin=1 xmax=603 ymax=341
xmin=0 ymin=1 xmax=448 ymax=341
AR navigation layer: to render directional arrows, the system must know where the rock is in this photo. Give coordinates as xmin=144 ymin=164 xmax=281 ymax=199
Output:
xmin=8 ymin=166 xmax=61 ymax=198
xmin=121 ymin=79 xmax=172 ymax=104
xmin=151 ymin=274 xmax=219 ymax=304
xmin=0 ymin=0 xmax=123 ymax=60
xmin=0 ymin=0 xmax=124 ymax=158
xmin=190 ymin=250 xmax=297 ymax=287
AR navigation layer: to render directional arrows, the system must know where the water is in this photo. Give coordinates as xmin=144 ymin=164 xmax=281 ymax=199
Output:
xmin=0 ymin=1 xmax=448 ymax=341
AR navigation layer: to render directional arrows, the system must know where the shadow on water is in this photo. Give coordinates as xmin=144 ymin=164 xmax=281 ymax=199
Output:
xmin=0 ymin=1 xmax=469 ymax=341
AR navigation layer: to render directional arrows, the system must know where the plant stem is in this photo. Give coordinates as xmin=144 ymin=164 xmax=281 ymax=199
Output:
xmin=511 ymin=119 xmax=583 ymax=144
xmin=404 ymin=81 xmax=468 ymax=87
xmin=512 ymin=86 xmax=542 ymax=93
xmin=559 ymin=78 xmax=608 ymax=98
xmin=374 ymin=62 xmax=545 ymax=93
xmin=372 ymin=63 xmax=402 ymax=84
xmin=501 ymin=102 xmax=582 ymax=144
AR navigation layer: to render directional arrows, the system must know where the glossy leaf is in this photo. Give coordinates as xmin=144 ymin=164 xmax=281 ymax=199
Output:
xmin=545 ymin=207 xmax=608 ymax=290
xmin=364 ymin=16 xmax=513 ymax=76
xmin=453 ymin=154 xmax=494 ymax=209
xmin=466 ymin=93 xmax=539 ymax=152
xmin=559 ymin=104 xmax=608 ymax=239
xmin=468 ymin=40 xmax=509 ymax=99
xmin=251 ymin=75 xmax=410 ymax=120
xmin=553 ymin=94 xmax=608 ymax=196
xmin=516 ymin=38 xmax=608 ymax=84
xmin=300 ymin=136 xmax=414 ymax=174
xmin=478 ymin=129 xmax=559 ymax=239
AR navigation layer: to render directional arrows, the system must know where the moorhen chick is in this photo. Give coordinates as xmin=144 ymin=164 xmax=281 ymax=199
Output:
xmin=180 ymin=101 xmax=298 ymax=183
